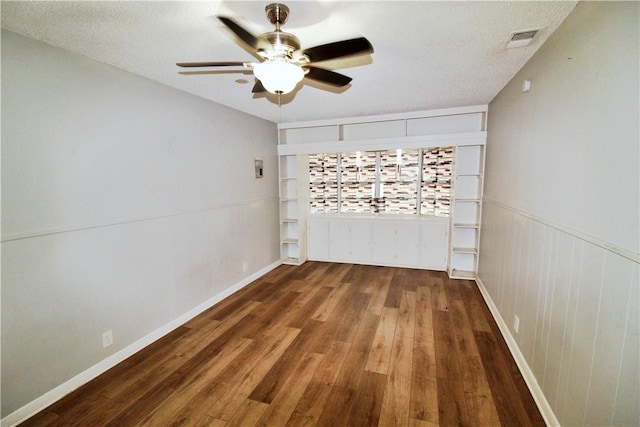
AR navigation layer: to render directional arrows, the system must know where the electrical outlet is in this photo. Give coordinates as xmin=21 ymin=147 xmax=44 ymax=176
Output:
xmin=242 ymin=262 xmax=249 ymax=273
xmin=102 ymin=330 xmax=113 ymax=348
xmin=513 ymin=316 xmax=520 ymax=334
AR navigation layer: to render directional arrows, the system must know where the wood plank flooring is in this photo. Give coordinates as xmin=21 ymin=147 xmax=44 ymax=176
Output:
xmin=21 ymin=262 xmax=545 ymax=427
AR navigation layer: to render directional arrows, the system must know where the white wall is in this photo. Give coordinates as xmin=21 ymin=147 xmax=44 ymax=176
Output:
xmin=1 ymin=30 xmax=279 ymax=419
xmin=479 ymin=2 xmax=639 ymax=426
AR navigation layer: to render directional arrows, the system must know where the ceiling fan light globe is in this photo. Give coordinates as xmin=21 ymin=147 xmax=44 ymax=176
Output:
xmin=253 ymin=60 xmax=304 ymax=94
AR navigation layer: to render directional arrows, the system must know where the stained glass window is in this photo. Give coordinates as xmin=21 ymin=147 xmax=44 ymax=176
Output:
xmin=309 ymin=147 xmax=454 ymax=216
xmin=421 ymin=147 xmax=453 ymax=217
xmin=340 ymin=151 xmax=376 ymax=213
xmin=309 ymin=153 xmax=338 ymax=213
xmin=380 ymin=149 xmax=419 ymax=214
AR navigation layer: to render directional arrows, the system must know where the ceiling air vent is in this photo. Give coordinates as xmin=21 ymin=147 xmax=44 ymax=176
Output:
xmin=506 ymin=29 xmax=539 ymax=49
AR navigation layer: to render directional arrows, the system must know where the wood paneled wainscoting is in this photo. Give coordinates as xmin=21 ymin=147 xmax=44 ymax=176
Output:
xmin=21 ymin=262 xmax=544 ymax=426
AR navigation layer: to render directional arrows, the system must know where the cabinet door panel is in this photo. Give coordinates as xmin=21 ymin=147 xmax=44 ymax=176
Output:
xmin=328 ymin=221 xmax=351 ymax=261
xmin=420 ymin=222 xmax=448 ymax=270
xmin=308 ymin=217 xmax=329 ymax=260
xmin=395 ymin=222 xmax=421 ymax=266
xmin=349 ymin=221 xmax=372 ymax=263
xmin=372 ymin=222 xmax=398 ymax=265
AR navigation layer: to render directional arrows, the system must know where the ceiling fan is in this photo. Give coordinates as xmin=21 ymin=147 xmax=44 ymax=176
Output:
xmin=177 ymin=3 xmax=374 ymax=95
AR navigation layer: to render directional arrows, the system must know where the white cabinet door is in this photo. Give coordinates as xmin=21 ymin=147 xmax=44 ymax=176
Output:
xmin=372 ymin=222 xmax=421 ymax=267
xmin=308 ymin=216 xmax=329 ymax=260
xmin=372 ymin=222 xmax=397 ymax=265
xmin=420 ymin=222 xmax=448 ymax=270
xmin=349 ymin=221 xmax=372 ymax=263
xmin=395 ymin=222 xmax=421 ymax=267
xmin=327 ymin=219 xmax=372 ymax=263
xmin=328 ymin=220 xmax=351 ymax=261
xmin=319 ymin=217 xmax=447 ymax=271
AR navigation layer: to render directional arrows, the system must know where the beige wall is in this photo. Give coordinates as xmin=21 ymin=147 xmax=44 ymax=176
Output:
xmin=1 ymin=30 xmax=279 ymax=419
xmin=480 ymin=2 xmax=639 ymax=425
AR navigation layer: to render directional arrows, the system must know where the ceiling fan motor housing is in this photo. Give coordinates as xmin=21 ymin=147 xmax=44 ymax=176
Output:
xmin=259 ymin=4 xmax=301 ymax=60
xmin=259 ymin=31 xmax=301 ymax=60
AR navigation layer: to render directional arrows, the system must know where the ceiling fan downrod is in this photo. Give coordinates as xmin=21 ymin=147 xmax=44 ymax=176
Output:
xmin=265 ymin=3 xmax=289 ymax=31
xmin=260 ymin=3 xmax=300 ymax=60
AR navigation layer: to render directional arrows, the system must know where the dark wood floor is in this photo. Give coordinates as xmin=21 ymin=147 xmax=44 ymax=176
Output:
xmin=21 ymin=262 xmax=545 ymax=427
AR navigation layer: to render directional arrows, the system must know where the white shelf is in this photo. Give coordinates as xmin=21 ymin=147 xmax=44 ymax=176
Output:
xmin=453 ymin=223 xmax=480 ymax=229
xmin=448 ymin=143 xmax=485 ymax=279
xmin=279 ymin=154 xmax=308 ymax=266
xmin=449 ymin=269 xmax=476 ymax=280
xmin=452 ymin=247 xmax=478 ymax=254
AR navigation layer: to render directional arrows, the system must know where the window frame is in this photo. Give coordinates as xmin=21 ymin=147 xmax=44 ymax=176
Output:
xmin=309 ymin=146 xmax=455 ymax=217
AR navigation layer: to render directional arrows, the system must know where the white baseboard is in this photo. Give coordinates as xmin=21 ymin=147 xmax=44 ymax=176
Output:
xmin=474 ymin=277 xmax=560 ymax=427
xmin=1 ymin=260 xmax=281 ymax=427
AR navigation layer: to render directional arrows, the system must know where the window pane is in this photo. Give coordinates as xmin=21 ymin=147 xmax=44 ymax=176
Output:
xmin=379 ymin=149 xmax=419 ymax=214
xmin=421 ymin=147 xmax=454 ymax=217
xmin=308 ymin=146 xmax=455 ymax=217
xmin=340 ymin=151 xmax=376 ymax=213
xmin=309 ymin=153 xmax=338 ymax=213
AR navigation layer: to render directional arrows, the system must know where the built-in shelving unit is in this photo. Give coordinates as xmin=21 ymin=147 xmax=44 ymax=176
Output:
xmin=277 ymin=105 xmax=487 ymax=275
xmin=278 ymin=154 xmax=308 ymax=265
xmin=449 ymin=143 xmax=485 ymax=279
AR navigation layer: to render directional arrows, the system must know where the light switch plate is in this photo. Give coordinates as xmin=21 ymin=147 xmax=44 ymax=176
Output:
xmin=255 ymin=159 xmax=263 ymax=178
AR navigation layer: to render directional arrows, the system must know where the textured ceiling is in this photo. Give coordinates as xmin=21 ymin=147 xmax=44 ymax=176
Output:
xmin=1 ymin=1 xmax=577 ymax=124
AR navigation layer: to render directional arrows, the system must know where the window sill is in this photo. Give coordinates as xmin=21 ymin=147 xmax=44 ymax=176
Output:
xmin=308 ymin=212 xmax=449 ymax=223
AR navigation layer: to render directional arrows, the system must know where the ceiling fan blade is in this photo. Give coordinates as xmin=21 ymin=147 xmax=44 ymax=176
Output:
xmin=217 ymin=16 xmax=262 ymax=50
xmin=304 ymin=67 xmax=352 ymax=87
xmin=252 ymin=80 xmax=267 ymax=93
xmin=301 ymin=37 xmax=373 ymax=63
xmin=176 ymin=61 xmax=247 ymax=68
xmin=178 ymin=70 xmax=252 ymax=76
